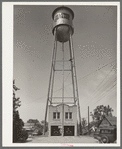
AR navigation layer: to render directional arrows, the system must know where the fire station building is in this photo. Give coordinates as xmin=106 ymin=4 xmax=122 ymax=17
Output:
xmin=48 ymin=104 xmax=77 ymax=136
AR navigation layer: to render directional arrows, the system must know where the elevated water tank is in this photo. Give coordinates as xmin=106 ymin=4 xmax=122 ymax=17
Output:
xmin=52 ymin=6 xmax=74 ymax=42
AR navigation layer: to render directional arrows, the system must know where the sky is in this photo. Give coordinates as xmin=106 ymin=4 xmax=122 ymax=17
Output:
xmin=13 ymin=5 xmax=117 ymax=123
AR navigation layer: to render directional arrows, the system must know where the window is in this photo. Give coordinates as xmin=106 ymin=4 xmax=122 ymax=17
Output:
xmin=69 ymin=112 xmax=72 ymax=119
xmin=53 ymin=112 xmax=60 ymax=119
xmin=57 ymin=112 xmax=60 ymax=119
xmin=101 ymin=129 xmax=111 ymax=134
xmin=65 ymin=112 xmax=72 ymax=119
xmin=53 ymin=112 xmax=56 ymax=119
xmin=65 ymin=112 xmax=68 ymax=119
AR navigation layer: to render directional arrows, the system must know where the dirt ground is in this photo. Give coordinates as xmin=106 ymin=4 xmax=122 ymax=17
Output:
xmin=26 ymin=134 xmax=98 ymax=143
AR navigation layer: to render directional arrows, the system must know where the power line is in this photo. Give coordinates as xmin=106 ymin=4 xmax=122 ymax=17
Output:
xmin=22 ymin=60 xmax=116 ymax=105
xmin=87 ymin=81 xmax=116 ymax=108
xmin=95 ymin=83 xmax=116 ymax=104
xmin=88 ymin=76 xmax=116 ymax=105
xmin=102 ymin=88 xmax=116 ymax=105
xmin=80 ymin=67 xmax=116 ymax=109
xmin=59 ymin=60 xmax=116 ymax=91
xmin=81 ymin=83 xmax=116 ymax=115
xmin=77 ymin=60 xmax=116 ymax=83
xmin=81 ymin=77 xmax=116 ymax=112
xmin=89 ymin=83 xmax=116 ymax=108
xmin=86 ymin=63 xmax=116 ymax=100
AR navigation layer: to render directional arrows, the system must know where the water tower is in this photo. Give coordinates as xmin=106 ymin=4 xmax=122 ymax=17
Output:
xmin=44 ymin=6 xmax=82 ymax=136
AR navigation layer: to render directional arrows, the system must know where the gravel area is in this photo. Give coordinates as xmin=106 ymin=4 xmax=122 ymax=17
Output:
xmin=26 ymin=135 xmax=98 ymax=143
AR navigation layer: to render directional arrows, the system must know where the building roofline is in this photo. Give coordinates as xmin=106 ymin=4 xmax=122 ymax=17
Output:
xmin=49 ymin=104 xmax=77 ymax=107
xmin=98 ymin=116 xmax=114 ymax=127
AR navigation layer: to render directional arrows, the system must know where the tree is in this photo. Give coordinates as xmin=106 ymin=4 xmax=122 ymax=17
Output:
xmin=81 ymin=118 xmax=87 ymax=128
xmin=13 ymin=80 xmax=21 ymax=111
xmin=13 ymin=80 xmax=24 ymax=142
xmin=41 ymin=120 xmax=48 ymax=132
xmin=27 ymin=119 xmax=39 ymax=124
xmin=90 ymin=105 xmax=114 ymax=121
xmin=104 ymin=105 xmax=113 ymax=116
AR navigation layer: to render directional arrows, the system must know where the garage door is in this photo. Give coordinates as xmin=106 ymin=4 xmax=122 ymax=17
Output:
xmin=51 ymin=126 xmax=61 ymax=136
xmin=64 ymin=126 xmax=74 ymax=136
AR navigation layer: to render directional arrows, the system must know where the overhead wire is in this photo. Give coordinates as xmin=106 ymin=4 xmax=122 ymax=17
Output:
xmin=86 ymin=76 xmax=116 ymax=106
xmin=80 ymin=64 xmax=116 ymax=109
xmin=81 ymin=83 xmax=116 ymax=115
xmin=86 ymin=63 xmax=116 ymax=100
xmin=102 ymin=87 xmax=117 ymax=105
xmin=81 ymin=76 xmax=116 ymax=112
xmin=22 ymin=59 xmax=116 ymax=105
xmin=95 ymin=82 xmax=116 ymax=103
xmin=88 ymin=83 xmax=116 ymax=109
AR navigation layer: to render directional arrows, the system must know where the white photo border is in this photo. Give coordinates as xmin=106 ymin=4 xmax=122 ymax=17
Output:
xmin=2 ymin=1 xmax=120 ymax=147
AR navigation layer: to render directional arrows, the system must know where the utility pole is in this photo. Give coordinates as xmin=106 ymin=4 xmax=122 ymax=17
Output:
xmin=88 ymin=106 xmax=89 ymax=135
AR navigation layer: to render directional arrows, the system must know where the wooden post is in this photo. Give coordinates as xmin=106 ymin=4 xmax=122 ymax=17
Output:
xmin=88 ymin=106 xmax=89 ymax=135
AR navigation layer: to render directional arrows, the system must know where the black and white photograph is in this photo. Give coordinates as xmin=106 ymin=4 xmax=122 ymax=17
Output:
xmin=2 ymin=2 xmax=120 ymax=147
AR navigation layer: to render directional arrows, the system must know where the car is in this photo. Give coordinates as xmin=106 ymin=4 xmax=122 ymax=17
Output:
xmin=94 ymin=127 xmax=116 ymax=143
xmin=32 ymin=128 xmax=43 ymax=136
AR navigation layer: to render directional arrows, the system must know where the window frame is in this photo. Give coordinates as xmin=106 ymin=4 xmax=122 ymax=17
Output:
xmin=57 ymin=112 xmax=60 ymax=119
xmin=65 ymin=112 xmax=72 ymax=120
xmin=100 ymin=129 xmax=112 ymax=134
xmin=53 ymin=112 xmax=56 ymax=119
xmin=65 ymin=112 xmax=68 ymax=119
xmin=69 ymin=112 xmax=72 ymax=119
xmin=53 ymin=112 xmax=60 ymax=120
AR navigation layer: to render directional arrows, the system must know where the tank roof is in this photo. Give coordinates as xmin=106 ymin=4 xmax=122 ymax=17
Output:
xmin=52 ymin=6 xmax=74 ymax=20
